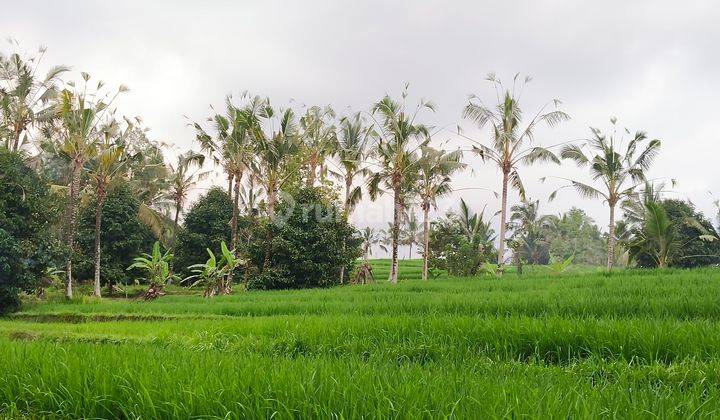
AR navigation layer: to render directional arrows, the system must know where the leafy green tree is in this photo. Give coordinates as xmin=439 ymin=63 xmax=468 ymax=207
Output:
xmin=463 ymin=74 xmax=568 ymax=275
xmin=232 ymin=96 xmax=302 ymax=269
xmin=174 ymin=188 xmax=233 ymax=277
xmin=247 ymin=188 xmax=361 ymax=290
xmin=75 ymin=184 xmax=155 ymax=290
xmin=0 ymin=150 xmax=62 ymax=313
xmin=547 ymin=208 xmax=606 ymax=265
xmin=555 ymin=118 xmax=660 ymax=270
xmin=368 ymin=93 xmax=432 ymax=283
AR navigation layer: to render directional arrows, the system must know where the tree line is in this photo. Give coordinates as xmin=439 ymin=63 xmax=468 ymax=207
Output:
xmin=2 ymin=42 xmax=719 ymax=309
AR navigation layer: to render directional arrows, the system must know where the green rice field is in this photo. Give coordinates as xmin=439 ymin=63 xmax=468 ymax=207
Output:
xmin=2 ymin=260 xmax=720 ymax=418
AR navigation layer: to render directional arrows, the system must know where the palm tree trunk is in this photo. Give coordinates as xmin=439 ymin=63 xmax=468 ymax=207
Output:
xmin=227 ymin=173 xmax=242 ymax=294
xmin=422 ymin=202 xmax=430 ymax=281
xmin=168 ymin=199 xmax=182 ymax=278
xmin=339 ymin=176 xmax=352 ymax=284
xmin=92 ymin=184 xmax=106 ymax=298
xmin=389 ymin=184 xmax=401 ymax=284
xmin=227 ymin=174 xmax=234 ymax=197
xmin=263 ymin=185 xmax=277 ymax=271
xmin=497 ymin=170 xmax=509 ymax=275
xmin=267 ymin=185 xmax=277 ymax=219
xmin=65 ymin=159 xmax=83 ymax=299
xmin=606 ymin=203 xmax=616 ymax=271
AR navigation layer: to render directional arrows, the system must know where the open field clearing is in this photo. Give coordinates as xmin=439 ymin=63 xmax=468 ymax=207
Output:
xmin=2 ymin=261 xmax=720 ymax=418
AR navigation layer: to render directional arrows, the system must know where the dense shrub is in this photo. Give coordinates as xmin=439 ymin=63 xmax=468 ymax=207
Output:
xmin=0 ymin=150 xmax=62 ymax=313
xmin=174 ymin=188 xmax=234 ymax=277
xmin=428 ymin=215 xmax=496 ymax=276
xmin=74 ymin=184 xmax=155 ymax=287
xmin=247 ymin=188 xmax=361 ymax=290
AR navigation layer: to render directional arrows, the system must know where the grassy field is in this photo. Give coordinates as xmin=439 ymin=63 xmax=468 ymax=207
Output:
xmin=2 ymin=260 xmax=720 ymax=418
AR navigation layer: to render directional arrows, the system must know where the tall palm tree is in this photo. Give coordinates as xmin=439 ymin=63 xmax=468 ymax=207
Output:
xmin=457 ymin=198 xmax=495 ymax=245
xmin=50 ymin=74 xmax=126 ymax=298
xmin=87 ymin=125 xmax=127 ymax=297
xmin=234 ymin=96 xmax=300 ymax=267
xmin=554 ymin=118 xmax=661 ymax=270
xmin=194 ymin=95 xmax=255 ymax=289
xmin=368 ymin=94 xmax=432 ymax=284
xmin=509 ymin=198 xmax=555 ymax=265
xmin=166 ymin=151 xmax=208 ymax=260
xmin=300 ymin=105 xmax=336 ymax=187
xmin=335 ymin=113 xmax=372 ymax=216
xmin=399 ymin=212 xmax=421 ymax=259
xmin=254 ymin=107 xmax=300 ymax=219
xmin=360 ymin=227 xmax=385 ymax=260
xmin=415 ymin=146 xmax=465 ymax=280
xmin=0 ymin=42 xmax=69 ymax=151
xmin=334 ymin=112 xmax=372 ymax=283
xmin=462 ymin=74 xmax=569 ymax=275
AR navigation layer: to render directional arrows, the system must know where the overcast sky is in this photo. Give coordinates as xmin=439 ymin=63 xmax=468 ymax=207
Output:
xmin=3 ymin=0 xmax=719 ymax=254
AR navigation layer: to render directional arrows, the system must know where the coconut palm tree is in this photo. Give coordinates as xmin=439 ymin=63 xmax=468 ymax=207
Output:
xmin=194 ymin=95 xmax=255 ymax=288
xmin=462 ymin=74 xmax=569 ymax=275
xmin=300 ymin=105 xmax=337 ymax=187
xmin=87 ymin=124 xmax=128 ymax=297
xmin=627 ymin=202 xmax=716 ymax=268
xmin=509 ymin=198 xmax=555 ymax=265
xmin=360 ymin=227 xmax=385 ymax=260
xmin=333 ymin=112 xmax=372 ymax=282
xmin=233 ymin=96 xmax=300 ymax=268
xmin=238 ymin=96 xmax=300 ymax=220
xmin=335 ymin=113 xmax=372 ymax=216
xmin=50 ymin=74 xmax=127 ymax=298
xmin=620 ymin=181 xmax=668 ymax=228
xmin=415 ymin=146 xmax=465 ymax=280
xmin=166 ymin=151 xmax=209 ymax=259
xmin=0 ymin=42 xmax=69 ymax=151
xmin=457 ymin=198 xmax=496 ymax=246
xmin=368 ymin=94 xmax=432 ymax=284
xmin=554 ymin=118 xmax=661 ymax=270
xmin=399 ymin=212 xmax=422 ymax=259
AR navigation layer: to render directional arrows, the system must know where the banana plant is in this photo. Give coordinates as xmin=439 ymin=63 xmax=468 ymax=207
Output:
xmin=127 ymin=242 xmax=178 ymax=299
xmin=185 ymin=242 xmax=244 ymax=297
xmin=549 ymin=255 xmax=574 ymax=275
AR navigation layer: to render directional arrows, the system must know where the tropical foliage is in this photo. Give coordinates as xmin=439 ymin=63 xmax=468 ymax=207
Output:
xmin=247 ymin=188 xmax=361 ymax=290
xmin=0 ymin=149 xmax=62 ymax=312
xmin=428 ymin=199 xmax=497 ymax=276
xmin=463 ymin=73 xmax=569 ymax=274
xmin=553 ymin=118 xmax=661 ymax=270
xmin=2 ymin=40 xmax=720 ymax=311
